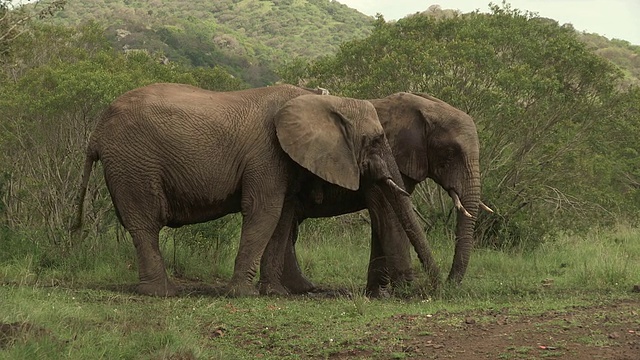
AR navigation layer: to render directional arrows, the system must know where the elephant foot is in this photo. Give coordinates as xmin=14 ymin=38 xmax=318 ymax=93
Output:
xmin=365 ymin=275 xmax=416 ymax=299
xmin=446 ymin=271 xmax=463 ymax=285
xmin=224 ymin=282 xmax=258 ymax=297
xmin=365 ymin=284 xmax=390 ymax=299
xmin=136 ymin=280 xmax=178 ymax=297
xmin=258 ymin=281 xmax=290 ymax=296
xmin=280 ymin=271 xmax=317 ymax=294
xmin=285 ymin=279 xmax=318 ymax=294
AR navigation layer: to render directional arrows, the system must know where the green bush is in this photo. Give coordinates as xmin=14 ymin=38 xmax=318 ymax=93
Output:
xmin=281 ymin=3 xmax=640 ymax=249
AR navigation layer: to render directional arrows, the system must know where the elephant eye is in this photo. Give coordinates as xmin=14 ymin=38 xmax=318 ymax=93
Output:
xmin=368 ymin=134 xmax=385 ymax=148
xmin=438 ymin=146 xmax=459 ymax=169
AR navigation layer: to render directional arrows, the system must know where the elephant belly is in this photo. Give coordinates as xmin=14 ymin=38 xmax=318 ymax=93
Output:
xmin=300 ymin=187 xmax=366 ymax=219
xmin=166 ymin=191 xmax=242 ymax=227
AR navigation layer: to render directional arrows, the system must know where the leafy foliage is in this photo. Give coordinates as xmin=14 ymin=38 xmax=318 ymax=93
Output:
xmin=0 ymin=22 xmax=246 ymax=242
xmin=281 ymin=3 xmax=640 ymax=247
xmin=32 ymin=0 xmax=373 ymax=86
xmin=0 ymin=0 xmax=66 ymax=62
xmin=1 ymin=1 xmax=639 ymax=252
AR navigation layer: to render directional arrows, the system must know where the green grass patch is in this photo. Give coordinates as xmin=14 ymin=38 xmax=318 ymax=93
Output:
xmin=1 ymin=222 xmax=639 ymax=358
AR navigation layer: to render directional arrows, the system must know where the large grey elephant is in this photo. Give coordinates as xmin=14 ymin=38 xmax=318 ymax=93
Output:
xmin=261 ymin=92 xmax=492 ymax=297
xmin=72 ymin=83 xmax=440 ymax=296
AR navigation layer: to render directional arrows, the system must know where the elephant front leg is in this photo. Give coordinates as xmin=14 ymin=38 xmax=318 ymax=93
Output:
xmin=365 ymin=229 xmax=389 ymax=298
xmin=226 ymin=189 xmax=285 ymax=297
xmin=130 ymin=228 xmax=178 ymax=296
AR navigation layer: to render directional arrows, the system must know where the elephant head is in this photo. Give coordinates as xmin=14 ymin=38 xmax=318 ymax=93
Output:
xmin=272 ymin=94 xmax=441 ymax=286
xmin=370 ymin=92 xmax=492 ymax=283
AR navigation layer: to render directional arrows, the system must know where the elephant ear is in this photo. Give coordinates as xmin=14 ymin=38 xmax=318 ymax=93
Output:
xmin=275 ymin=95 xmax=360 ymax=191
xmin=385 ymin=102 xmax=431 ymax=182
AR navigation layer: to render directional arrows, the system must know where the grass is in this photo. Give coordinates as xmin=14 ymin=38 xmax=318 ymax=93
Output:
xmin=0 ymin=220 xmax=639 ymax=359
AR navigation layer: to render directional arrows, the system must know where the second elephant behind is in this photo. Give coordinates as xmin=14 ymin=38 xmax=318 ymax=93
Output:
xmin=261 ymin=92 xmax=492 ymax=296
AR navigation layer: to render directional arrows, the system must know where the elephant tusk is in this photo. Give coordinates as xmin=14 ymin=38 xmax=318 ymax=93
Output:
xmin=480 ymin=201 xmax=494 ymax=213
xmin=449 ymin=190 xmax=473 ymax=218
xmin=316 ymin=87 xmax=330 ymax=95
xmin=385 ymin=178 xmax=410 ymax=197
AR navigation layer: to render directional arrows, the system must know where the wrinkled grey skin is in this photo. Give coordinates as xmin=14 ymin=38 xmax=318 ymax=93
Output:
xmin=72 ymin=84 xmax=439 ymax=297
xmin=261 ymin=92 xmax=483 ymax=297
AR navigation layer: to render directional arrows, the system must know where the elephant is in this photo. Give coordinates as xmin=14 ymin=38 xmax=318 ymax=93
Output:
xmin=260 ymin=92 xmax=492 ymax=297
xmin=72 ymin=83 xmax=440 ymax=297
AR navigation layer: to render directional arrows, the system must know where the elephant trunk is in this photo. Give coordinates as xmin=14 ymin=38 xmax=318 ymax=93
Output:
xmin=447 ymin=160 xmax=481 ymax=284
xmin=368 ymin=144 xmax=441 ymax=288
xmin=385 ymin=182 xmax=441 ymax=287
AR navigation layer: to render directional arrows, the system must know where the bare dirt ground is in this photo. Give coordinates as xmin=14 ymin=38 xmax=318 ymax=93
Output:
xmin=330 ymin=298 xmax=640 ymax=359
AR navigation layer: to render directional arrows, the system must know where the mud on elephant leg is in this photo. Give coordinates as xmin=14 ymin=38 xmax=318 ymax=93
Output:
xmin=130 ymin=228 xmax=178 ymax=297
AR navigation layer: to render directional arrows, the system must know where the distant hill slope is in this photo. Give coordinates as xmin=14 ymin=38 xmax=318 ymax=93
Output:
xmin=43 ymin=0 xmax=374 ymax=85
xmin=578 ymin=33 xmax=640 ymax=87
xmin=39 ymin=1 xmax=639 ymax=87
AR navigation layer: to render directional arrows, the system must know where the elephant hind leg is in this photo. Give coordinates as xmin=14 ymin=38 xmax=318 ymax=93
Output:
xmin=277 ymin=219 xmax=317 ymax=294
xmin=129 ymin=228 xmax=177 ymax=296
xmin=259 ymin=200 xmax=305 ymax=296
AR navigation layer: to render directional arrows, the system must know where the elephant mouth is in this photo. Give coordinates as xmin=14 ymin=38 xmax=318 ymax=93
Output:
xmin=449 ymin=189 xmax=473 ymax=218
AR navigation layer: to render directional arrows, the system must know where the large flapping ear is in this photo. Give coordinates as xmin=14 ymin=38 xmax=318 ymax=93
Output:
xmin=374 ymin=93 xmax=431 ymax=182
xmin=275 ymin=94 xmax=360 ymax=191
xmin=392 ymin=109 xmax=430 ymax=182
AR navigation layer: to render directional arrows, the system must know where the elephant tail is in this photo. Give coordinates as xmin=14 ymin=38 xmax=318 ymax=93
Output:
xmin=70 ymin=143 xmax=99 ymax=233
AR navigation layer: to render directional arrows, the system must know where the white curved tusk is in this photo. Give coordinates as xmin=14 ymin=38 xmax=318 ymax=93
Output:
xmin=449 ymin=190 xmax=473 ymax=218
xmin=385 ymin=178 xmax=410 ymax=197
xmin=316 ymin=87 xmax=330 ymax=95
xmin=480 ymin=201 xmax=494 ymax=213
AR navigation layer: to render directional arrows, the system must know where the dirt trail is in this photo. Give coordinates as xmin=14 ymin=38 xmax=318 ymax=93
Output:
xmin=331 ymin=299 xmax=640 ymax=359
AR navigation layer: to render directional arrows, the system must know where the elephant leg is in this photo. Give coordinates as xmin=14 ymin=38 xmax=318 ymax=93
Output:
xmin=226 ymin=180 xmax=285 ymax=297
xmin=258 ymin=200 xmax=299 ymax=295
xmin=129 ymin=228 xmax=177 ymax=296
xmin=279 ymin=219 xmax=317 ymax=294
xmin=366 ymin=190 xmax=415 ymax=297
xmin=365 ymin=228 xmax=388 ymax=298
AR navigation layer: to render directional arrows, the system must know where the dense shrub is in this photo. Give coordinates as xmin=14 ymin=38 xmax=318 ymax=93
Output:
xmin=280 ymin=4 xmax=640 ymax=248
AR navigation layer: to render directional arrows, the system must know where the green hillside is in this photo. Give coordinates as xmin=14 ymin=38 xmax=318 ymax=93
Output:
xmin=42 ymin=0 xmax=374 ymax=85
xmin=36 ymin=1 xmax=640 ymax=87
xmin=578 ymin=33 xmax=640 ymax=87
